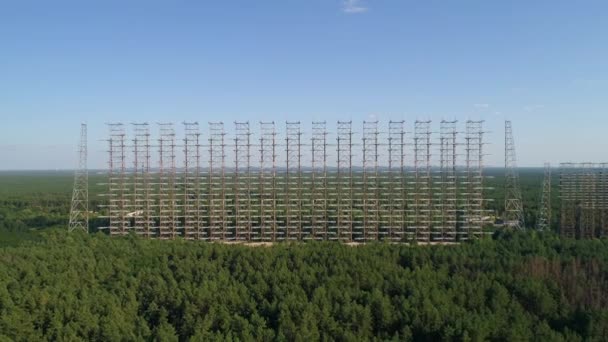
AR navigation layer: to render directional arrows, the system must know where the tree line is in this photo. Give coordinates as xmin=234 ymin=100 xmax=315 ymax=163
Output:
xmin=1 ymin=230 xmax=607 ymax=340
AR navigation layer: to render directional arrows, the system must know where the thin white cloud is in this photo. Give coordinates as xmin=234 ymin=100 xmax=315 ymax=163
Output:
xmin=342 ymin=0 xmax=368 ymax=13
xmin=474 ymin=103 xmax=490 ymax=109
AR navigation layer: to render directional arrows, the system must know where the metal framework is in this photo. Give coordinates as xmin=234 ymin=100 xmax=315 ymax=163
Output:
xmin=100 ymin=120 xmax=491 ymax=243
xmin=435 ymin=120 xmax=457 ymax=241
xmin=234 ymin=121 xmax=252 ymax=241
xmin=536 ymin=162 xmax=551 ymax=231
xmin=68 ymin=123 xmax=88 ymax=232
xmin=132 ymin=123 xmax=154 ymax=237
xmin=362 ymin=121 xmax=380 ymax=241
xmin=460 ymin=120 xmax=485 ymax=239
xmin=309 ymin=121 xmax=329 ymax=240
xmin=559 ymin=163 xmax=577 ymax=238
xmin=336 ymin=121 xmax=354 ymax=241
xmin=158 ymin=123 xmax=179 ymax=239
xmin=387 ymin=120 xmax=406 ymax=241
xmin=580 ymin=163 xmax=597 ymax=238
xmin=559 ymin=162 xmax=608 ymax=239
xmin=601 ymin=163 xmax=608 ymax=238
xmin=104 ymin=123 xmax=129 ymax=235
xmin=258 ymin=122 xmax=277 ymax=241
xmin=285 ymin=121 xmax=303 ymax=240
xmin=504 ymin=120 xmax=525 ymax=229
xmin=183 ymin=122 xmax=201 ymax=239
xmin=207 ymin=122 xmax=227 ymax=240
xmin=410 ymin=120 xmax=432 ymax=241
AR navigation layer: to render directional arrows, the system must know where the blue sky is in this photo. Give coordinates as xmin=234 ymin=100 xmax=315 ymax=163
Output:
xmin=0 ymin=0 xmax=607 ymax=169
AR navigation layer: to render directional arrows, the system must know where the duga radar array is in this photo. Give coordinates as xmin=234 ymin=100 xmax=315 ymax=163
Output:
xmin=99 ymin=120 xmax=490 ymax=242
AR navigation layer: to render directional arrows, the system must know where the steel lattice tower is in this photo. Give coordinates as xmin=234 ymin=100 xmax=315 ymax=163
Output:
xmin=132 ymin=123 xmax=154 ymax=237
xmin=504 ymin=120 xmax=525 ymax=229
xmin=105 ymin=123 xmax=129 ymax=235
xmin=600 ymin=163 xmax=608 ymax=238
xmin=362 ymin=121 xmax=380 ymax=241
xmin=460 ymin=120 xmax=485 ymax=240
xmin=183 ymin=122 xmax=201 ymax=240
xmin=234 ymin=121 xmax=252 ymax=241
xmin=158 ymin=123 xmax=179 ymax=239
xmin=559 ymin=163 xmax=608 ymax=239
xmin=559 ymin=163 xmax=577 ymax=238
xmin=336 ymin=121 xmax=354 ymax=241
xmin=387 ymin=120 xmax=406 ymax=241
xmin=207 ymin=122 xmax=227 ymax=240
xmin=259 ymin=121 xmax=277 ymax=241
xmin=411 ymin=120 xmax=432 ymax=242
xmin=68 ymin=123 xmax=89 ymax=232
xmin=436 ymin=120 xmax=458 ymax=241
xmin=580 ymin=163 xmax=597 ymax=238
xmin=536 ymin=163 xmax=552 ymax=231
xmin=285 ymin=121 xmax=302 ymax=240
xmin=310 ymin=121 xmax=329 ymax=240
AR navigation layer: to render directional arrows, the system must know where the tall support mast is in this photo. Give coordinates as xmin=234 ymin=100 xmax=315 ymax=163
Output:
xmin=579 ymin=163 xmax=597 ymax=239
xmin=600 ymin=163 xmax=608 ymax=237
xmin=285 ymin=121 xmax=302 ymax=240
xmin=259 ymin=122 xmax=277 ymax=241
xmin=411 ymin=120 xmax=432 ymax=242
xmin=559 ymin=163 xmax=577 ymax=238
xmin=471 ymin=120 xmax=485 ymax=238
xmin=158 ymin=123 xmax=178 ymax=239
xmin=460 ymin=121 xmax=485 ymax=239
xmin=504 ymin=120 xmax=525 ymax=229
xmin=132 ymin=123 xmax=153 ymax=237
xmin=436 ymin=120 xmax=458 ymax=241
xmin=106 ymin=123 xmax=129 ymax=236
xmin=310 ymin=121 xmax=329 ymax=240
xmin=208 ymin=122 xmax=226 ymax=240
xmin=183 ymin=122 xmax=201 ymax=240
xmin=234 ymin=121 xmax=252 ymax=241
xmin=536 ymin=162 xmax=552 ymax=231
xmin=69 ymin=123 xmax=89 ymax=232
xmin=387 ymin=121 xmax=406 ymax=241
xmin=362 ymin=121 xmax=380 ymax=241
xmin=336 ymin=121 xmax=353 ymax=241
